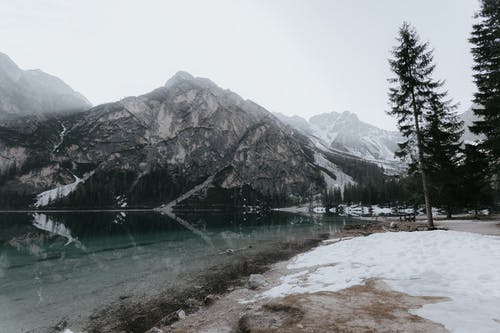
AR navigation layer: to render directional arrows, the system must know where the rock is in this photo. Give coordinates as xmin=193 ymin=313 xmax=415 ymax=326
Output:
xmin=176 ymin=309 xmax=186 ymax=320
xmin=248 ymin=274 xmax=266 ymax=290
xmin=203 ymin=294 xmax=219 ymax=305
xmin=153 ymin=308 xmax=187 ymax=328
xmin=146 ymin=328 xmax=163 ymax=333
xmin=54 ymin=319 xmax=67 ymax=331
xmin=219 ymin=248 xmax=235 ymax=255
xmin=390 ymin=222 xmax=398 ymax=229
xmin=185 ymin=297 xmax=200 ymax=308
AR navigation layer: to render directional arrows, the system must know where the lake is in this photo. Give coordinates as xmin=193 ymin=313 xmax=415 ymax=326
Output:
xmin=0 ymin=211 xmax=362 ymax=332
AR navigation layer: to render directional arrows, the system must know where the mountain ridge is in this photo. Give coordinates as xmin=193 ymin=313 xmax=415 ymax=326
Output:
xmin=0 ymin=52 xmax=91 ymax=121
xmin=275 ymin=111 xmax=402 ymax=172
xmin=1 ymin=71 xmax=342 ymax=209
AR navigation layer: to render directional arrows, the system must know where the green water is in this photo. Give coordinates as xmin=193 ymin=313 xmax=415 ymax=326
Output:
xmin=0 ymin=211 xmax=360 ymax=332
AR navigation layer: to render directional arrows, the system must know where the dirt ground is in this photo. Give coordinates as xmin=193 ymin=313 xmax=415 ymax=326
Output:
xmin=238 ymin=280 xmax=449 ymax=333
xmin=435 ymin=219 xmax=500 ymax=236
xmin=163 ymin=255 xmax=449 ymax=333
xmin=158 ymin=219 xmax=497 ymax=333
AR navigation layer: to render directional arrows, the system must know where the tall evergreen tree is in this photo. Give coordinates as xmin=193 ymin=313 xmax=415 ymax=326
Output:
xmin=469 ymin=0 xmax=500 ymax=172
xmin=388 ymin=22 xmax=439 ymax=228
xmin=422 ymin=93 xmax=464 ymax=217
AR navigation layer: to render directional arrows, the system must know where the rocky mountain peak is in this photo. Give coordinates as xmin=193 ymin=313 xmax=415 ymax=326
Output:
xmin=164 ymin=70 xmax=195 ymax=88
xmin=340 ymin=110 xmax=359 ymax=121
xmin=164 ymin=71 xmax=227 ymax=96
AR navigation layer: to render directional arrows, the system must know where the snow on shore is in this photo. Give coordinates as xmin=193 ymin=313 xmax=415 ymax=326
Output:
xmin=263 ymin=230 xmax=500 ymax=333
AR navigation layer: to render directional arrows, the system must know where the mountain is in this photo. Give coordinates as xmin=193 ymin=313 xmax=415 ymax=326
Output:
xmin=275 ymin=111 xmax=402 ymax=173
xmin=459 ymin=107 xmax=484 ymax=144
xmin=0 ymin=52 xmax=91 ymax=121
xmin=2 ymin=71 xmax=347 ymax=209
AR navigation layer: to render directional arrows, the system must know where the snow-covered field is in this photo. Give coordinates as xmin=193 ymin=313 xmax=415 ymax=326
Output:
xmin=263 ymin=230 xmax=500 ymax=333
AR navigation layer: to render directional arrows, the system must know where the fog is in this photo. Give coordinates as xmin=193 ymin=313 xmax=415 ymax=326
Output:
xmin=0 ymin=0 xmax=480 ymax=130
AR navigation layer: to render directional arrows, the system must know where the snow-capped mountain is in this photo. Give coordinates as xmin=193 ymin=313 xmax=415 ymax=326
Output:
xmin=459 ymin=107 xmax=484 ymax=144
xmin=275 ymin=111 xmax=402 ymax=173
xmin=0 ymin=52 xmax=91 ymax=121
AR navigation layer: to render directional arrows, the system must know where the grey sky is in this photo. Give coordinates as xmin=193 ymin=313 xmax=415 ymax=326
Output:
xmin=0 ymin=0 xmax=479 ymax=130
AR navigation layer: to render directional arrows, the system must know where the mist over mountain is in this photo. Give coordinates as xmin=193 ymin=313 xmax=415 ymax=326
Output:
xmin=0 ymin=52 xmax=91 ymax=121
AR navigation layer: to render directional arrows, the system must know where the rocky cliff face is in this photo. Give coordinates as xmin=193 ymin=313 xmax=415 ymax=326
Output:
xmin=60 ymin=72 xmax=322 ymax=196
xmin=0 ymin=52 xmax=91 ymax=121
xmin=1 ymin=72 xmax=329 ymax=208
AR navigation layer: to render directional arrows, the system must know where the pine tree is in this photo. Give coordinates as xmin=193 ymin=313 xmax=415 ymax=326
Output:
xmin=469 ymin=0 xmax=500 ymax=171
xmin=460 ymin=144 xmax=493 ymax=214
xmin=422 ymin=93 xmax=464 ymax=217
xmin=388 ymin=22 xmax=440 ymax=228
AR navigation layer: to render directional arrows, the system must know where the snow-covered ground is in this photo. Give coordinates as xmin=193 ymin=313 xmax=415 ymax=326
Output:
xmin=262 ymin=230 xmax=500 ymax=333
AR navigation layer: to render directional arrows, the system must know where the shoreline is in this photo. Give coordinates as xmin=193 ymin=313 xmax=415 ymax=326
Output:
xmin=164 ymin=218 xmax=500 ymax=333
xmin=78 ymin=234 xmax=331 ymax=333
xmin=0 ymin=209 xmax=157 ymax=213
xmin=37 ymin=215 xmax=500 ymax=333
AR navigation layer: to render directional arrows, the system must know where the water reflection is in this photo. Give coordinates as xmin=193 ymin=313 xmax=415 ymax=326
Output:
xmin=0 ymin=211 xmax=357 ymax=332
xmin=32 ymin=213 xmax=81 ymax=247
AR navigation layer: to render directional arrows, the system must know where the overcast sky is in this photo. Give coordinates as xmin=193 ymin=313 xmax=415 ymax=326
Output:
xmin=0 ymin=0 xmax=479 ymax=130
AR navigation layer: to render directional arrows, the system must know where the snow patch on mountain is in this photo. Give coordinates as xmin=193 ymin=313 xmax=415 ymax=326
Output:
xmin=34 ymin=172 xmax=93 ymax=207
xmin=314 ymin=152 xmax=355 ymax=190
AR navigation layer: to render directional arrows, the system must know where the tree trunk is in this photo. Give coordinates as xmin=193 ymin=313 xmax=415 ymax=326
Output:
xmin=411 ymin=92 xmax=434 ymax=229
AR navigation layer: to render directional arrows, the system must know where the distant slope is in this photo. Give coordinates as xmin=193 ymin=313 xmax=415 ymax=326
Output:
xmin=460 ymin=107 xmax=484 ymax=144
xmin=0 ymin=52 xmax=91 ymax=120
xmin=275 ymin=111 xmax=403 ymax=174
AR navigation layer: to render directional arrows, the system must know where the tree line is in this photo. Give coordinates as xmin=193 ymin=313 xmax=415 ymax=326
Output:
xmin=331 ymin=0 xmax=499 ymax=226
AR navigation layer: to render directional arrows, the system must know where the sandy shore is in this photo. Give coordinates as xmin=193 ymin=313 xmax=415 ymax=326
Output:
xmin=157 ymin=217 xmax=499 ymax=333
